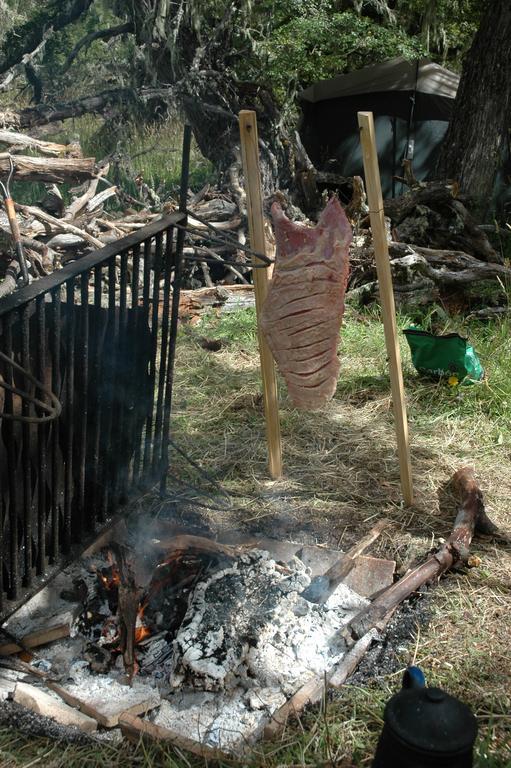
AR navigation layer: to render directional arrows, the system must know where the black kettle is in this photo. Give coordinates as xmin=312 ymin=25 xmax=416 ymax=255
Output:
xmin=372 ymin=666 xmax=478 ymax=768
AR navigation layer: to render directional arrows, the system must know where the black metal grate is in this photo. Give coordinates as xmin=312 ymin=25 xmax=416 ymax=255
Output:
xmin=0 ymin=213 xmax=186 ymax=618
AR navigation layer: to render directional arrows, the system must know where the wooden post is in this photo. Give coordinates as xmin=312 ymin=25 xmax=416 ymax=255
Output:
xmin=358 ymin=111 xmax=413 ymax=506
xmin=238 ymin=110 xmax=282 ymax=479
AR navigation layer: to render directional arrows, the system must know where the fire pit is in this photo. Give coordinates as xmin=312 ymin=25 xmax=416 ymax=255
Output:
xmin=0 ymin=512 xmax=396 ymax=756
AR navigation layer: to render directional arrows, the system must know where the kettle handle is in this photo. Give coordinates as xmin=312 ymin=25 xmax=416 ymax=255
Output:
xmin=402 ymin=665 xmax=426 ymax=690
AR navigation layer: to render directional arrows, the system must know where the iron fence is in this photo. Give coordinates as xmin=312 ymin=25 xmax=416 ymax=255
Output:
xmin=0 ymin=130 xmax=191 ymax=619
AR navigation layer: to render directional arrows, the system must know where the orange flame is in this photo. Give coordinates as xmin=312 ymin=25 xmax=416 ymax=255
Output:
xmin=135 ymin=625 xmax=151 ymax=643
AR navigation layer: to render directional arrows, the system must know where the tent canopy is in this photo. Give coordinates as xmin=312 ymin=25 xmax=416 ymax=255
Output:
xmin=299 ymin=57 xmax=460 ymax=197
xmin=300 ymin=57 xmax=459 ymax=105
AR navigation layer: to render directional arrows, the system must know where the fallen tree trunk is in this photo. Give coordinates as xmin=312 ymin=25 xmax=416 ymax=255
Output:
xmin=0 ymin=87 xmax=172 ymax=130
xmin=0 ymin=154 xmax=95 ymax=183
xmin=344 ymin=467 xmax=499 ymax=642
xmin=383 ymin=183 xmax=498 ymax=263
xmin=349 ymin=242 xmax=511 ymax=307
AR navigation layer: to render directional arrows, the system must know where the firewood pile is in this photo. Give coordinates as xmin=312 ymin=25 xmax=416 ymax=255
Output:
xmin=1 ymin=127 xmax=509 ymax=310
xmin=0 ymin=130 xmax=252 ymax=298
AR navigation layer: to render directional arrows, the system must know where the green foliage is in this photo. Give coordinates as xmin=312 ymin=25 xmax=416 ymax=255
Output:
xmin=261 ymin=8 xmax=424 ymax=97
xmin=396 ymin=0 xmax=482 ymax=64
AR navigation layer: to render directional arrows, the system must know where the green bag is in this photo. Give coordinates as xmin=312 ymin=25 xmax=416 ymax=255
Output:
xmin=403 ymin=328 xmax=484 ymax=384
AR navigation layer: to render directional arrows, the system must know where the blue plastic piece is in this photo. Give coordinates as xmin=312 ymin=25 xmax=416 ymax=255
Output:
xmin=402 ymin=665 xmax=426 ymax=690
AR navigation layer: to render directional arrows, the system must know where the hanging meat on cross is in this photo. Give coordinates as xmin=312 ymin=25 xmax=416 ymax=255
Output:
xmin=260 ymin=196 xmax=352 ymax=410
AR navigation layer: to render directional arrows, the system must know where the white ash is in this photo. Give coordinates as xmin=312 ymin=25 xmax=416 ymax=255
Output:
xmin=152 ymin=688 xmax=284 ymax=753
xmin=170 ymin=549 xmax=369 ymax=697
xmin=247 ymin=582 xmax=369 ymax=696
xmin=170 ymin=550 xmax=310 ymax=691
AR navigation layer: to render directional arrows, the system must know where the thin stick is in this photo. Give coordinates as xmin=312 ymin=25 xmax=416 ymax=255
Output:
xmin=239 ymin=110 xmax=282 ymax=479
xmin=358 ymin=111 xmax=413 ymax=506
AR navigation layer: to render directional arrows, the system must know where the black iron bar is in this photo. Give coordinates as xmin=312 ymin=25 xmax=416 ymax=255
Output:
xmin=114 ymin=250 xmax=129 ymax=499
xmin=181 ymin=252 xmax=267 ymax=269
xmin=133 ymin=238 xmax=152 ymax=486
xmin=36 ymin=296 xmax=47 ymax=573
xmin=143 ymin=235 xmax=162 ymax=481
xmin=20 ymin=305 xmax=32 ymax=586
xmin=175 ymin=220 xmax=273 ymax=264
xmin=76 ymin=274 xmax=89 ymax=536
xmin=182 ymin=208 xmax=272 ymax=264
xmin=0 ymin=496 xmax=3 ymax=611
xmin=161 ymin=226 xmax=176 ymax=473
xmin=50 ymin=289 xmax=61 ymax=563
xmin=89 ymin=265 xmax=102 ymax=527
xmin=160 ymin=125 xmax=191 ymax=492
xmin=103 ymin=258 xmax=118 ymax=516
xmin=63 ymin=279 xmax=75 ymax=553
xmin=4 ymin=313 xmax=19 ymax=599
xmin=153 ymin=232 xmax=168 ymax=475
xmin=128 ymin=244 xmax=140 ymax=488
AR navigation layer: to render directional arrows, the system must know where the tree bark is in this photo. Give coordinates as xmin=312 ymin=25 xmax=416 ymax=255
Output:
xmin=436 ymin=0 xmax=511 ymax=212
xmin=122 ymin=1 xmax=300 ymax=198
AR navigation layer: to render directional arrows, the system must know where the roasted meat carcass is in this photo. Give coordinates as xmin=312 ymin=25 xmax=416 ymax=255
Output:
xmin=260 ymin=196 xmax=352 ymax=410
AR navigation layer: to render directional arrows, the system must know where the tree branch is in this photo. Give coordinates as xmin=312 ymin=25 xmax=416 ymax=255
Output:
xmin=0 ymin=85 xmax=178 ymax=130
xmin=62 ymin=21 xmax=134 ymax=73
xmin=0 ymin=0 xmax=95 ymax=76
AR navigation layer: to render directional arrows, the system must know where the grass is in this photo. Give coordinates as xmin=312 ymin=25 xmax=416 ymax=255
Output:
xmin=1 ymin=305 xmax=510 ymax=766
xmin=7 ymin=116 xmax=215 ymax=207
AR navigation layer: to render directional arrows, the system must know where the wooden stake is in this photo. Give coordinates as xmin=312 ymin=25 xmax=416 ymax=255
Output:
xmin=239 ymin=110 xmax=282 ymax=479
xmin=358 ymin=111 xmax=413 ymax=506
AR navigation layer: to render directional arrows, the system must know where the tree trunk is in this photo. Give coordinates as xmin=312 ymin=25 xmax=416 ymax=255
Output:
xmin=124 ymin=1 xmax=301 ymax=199
xmin=436 ymin=0 xmax=511 ymax=214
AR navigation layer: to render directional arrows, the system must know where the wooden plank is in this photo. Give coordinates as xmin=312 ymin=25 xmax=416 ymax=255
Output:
xmin=239 ymin=110 xmax=282 ymax=480
xmin=13 ymin=682 xmax=98 ymax=733
xmin=358 ymin=111 xmax=413 ymax=506
xmin=0 ymin=623 xmax=70 ymax=656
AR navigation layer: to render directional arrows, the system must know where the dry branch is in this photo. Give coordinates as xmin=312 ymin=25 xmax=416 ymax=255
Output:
xmin=15 ymin=203 xmax=103 ymax=248
xmin=0 ymin=130 xmax=75 ymax=157
xmin=62 ymin=21 xmax=134 ymax=73
xmin=344 ymin=467 xmax=498 ymax=641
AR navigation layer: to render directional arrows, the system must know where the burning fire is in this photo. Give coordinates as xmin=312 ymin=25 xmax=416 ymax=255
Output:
xmin=135 ymin=625 xmax=151 ymax=643
xmin=98 ymin=553 xmax=121 ymax=592
xmin=134 ymin=602 xmax=151 ymax=644
xmin=98 ymin=555 xmax=152 ymax=650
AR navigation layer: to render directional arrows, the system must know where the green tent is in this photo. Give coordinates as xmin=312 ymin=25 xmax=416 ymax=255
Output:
xmin=299 ymin=57 xmax=459 ymax=198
